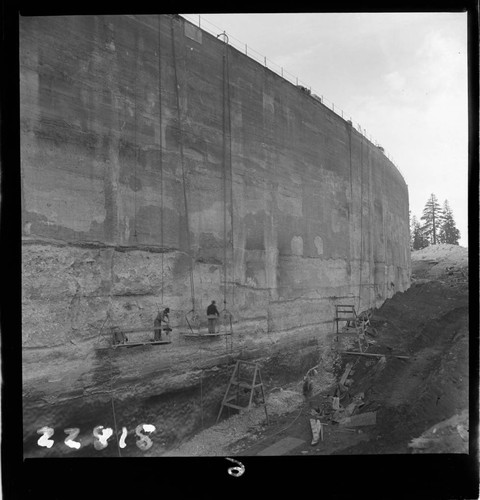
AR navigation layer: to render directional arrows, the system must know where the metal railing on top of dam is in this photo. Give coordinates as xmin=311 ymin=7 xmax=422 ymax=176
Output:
xmin=180 ymin=13 xmax=406 ymax=183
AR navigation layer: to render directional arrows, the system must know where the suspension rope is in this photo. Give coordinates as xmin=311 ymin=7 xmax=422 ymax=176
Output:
xmin=383 ymin=159 xmax=387 ymax=297
xmin=108 ymin=314 xmax=121 ymax=457
xmin=348 ymin=125 xmax=353 ymax=218
xmin=226 ymin=44 xmax=234 ymax=307
xmin=134 ymin=47 xmax=138 ymax=240
xmin=158 ymin=15 xmax=164 ymax=305
xmin=222 ymin=52 xmax=228 ymax=308
xmin=367 ymin=148 xmax=373 ymax=308
xmin=347 ymin=124 xmax=356 ymax=312
xmin=359 ymin=138 xmax=364 ymax=314
xmin=200 ymin=367 xmax=204 ymax=430
xmin=110 ymin=391 xmax=122 ymax=457
xmin=105 ymin=244 xmax=121 ymax=456
xmin=222 ymin=40 xmax=235 ymax=361
xmin=171 ymin=16 xmax=195 ymax=311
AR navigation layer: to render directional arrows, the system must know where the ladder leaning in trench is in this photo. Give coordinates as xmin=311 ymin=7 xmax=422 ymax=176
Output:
xmin=216 ymin=360 xmax=269 ymax=424
xmin=334 ymin=304 xmax=370 ymax=352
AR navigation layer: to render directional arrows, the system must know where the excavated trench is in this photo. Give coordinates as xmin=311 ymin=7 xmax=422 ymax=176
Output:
xmin=23 ymin=335 xmax=326 ymax=457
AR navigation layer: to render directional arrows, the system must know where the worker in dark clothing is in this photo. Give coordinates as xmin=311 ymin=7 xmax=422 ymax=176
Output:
xmin=153 ymin=311 xmax=162 ymax=341
xmin=206 ymin=301 xmax=219 ymax=334
xmin=153 ymin=307 xmax=171 ymax=341
xmin=162 ymin=308 xmax=172 ymax=337
xmin=112 ymin=326 xmax=128 ymax=345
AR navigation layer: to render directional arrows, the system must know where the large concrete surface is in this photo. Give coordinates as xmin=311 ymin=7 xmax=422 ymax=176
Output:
xmin=20 ymin=14 xmax=410 ymax=455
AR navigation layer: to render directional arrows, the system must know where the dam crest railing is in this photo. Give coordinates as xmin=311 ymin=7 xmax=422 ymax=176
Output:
xmin=180 ymin=13 xmax=406 ymax=184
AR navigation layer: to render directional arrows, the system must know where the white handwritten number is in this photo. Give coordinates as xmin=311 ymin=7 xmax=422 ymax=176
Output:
xmin=135 ymin=424 xmax=156 ymax=451
xmin=93 ymin=426 xmax=114 ymax=450
xmin=64 ymin=428 xmax=81 ymax=449
xmin=225 ymin=457 xmax=245 ymax=477
xmin=37 ymin=426 xmax=55 ymax=448
xmin=119 ymin=427 xmax=128 ymax=449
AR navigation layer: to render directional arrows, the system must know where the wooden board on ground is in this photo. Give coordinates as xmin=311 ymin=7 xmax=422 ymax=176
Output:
xmin=339 ymin=362 xmax=353 ymax=386
xmin=257 ymin=437 xmax=306 ymax=456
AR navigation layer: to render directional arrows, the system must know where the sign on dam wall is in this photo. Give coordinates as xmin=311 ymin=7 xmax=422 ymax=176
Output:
xmin=20 ymin=14 xmax=410 ymax=455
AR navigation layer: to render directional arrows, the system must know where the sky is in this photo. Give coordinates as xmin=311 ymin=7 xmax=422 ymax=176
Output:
xmin=182 ymin=13 xmax=469 ymax=247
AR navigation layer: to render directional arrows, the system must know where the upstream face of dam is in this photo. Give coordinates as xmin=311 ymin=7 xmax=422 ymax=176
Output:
xmin=21 ymin=14 xmax=410 ymax=456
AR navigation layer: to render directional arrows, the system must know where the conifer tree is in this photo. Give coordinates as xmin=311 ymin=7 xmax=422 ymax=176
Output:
xmin=409 ymin=211 xmax=414 ymax=250
xmin=438 ymin=200 xmax=460 ymax=245
xmin=420 ymin=193 xmax=442 ymax=245
xmin=411 ymin=215 xmax=429 ymax=250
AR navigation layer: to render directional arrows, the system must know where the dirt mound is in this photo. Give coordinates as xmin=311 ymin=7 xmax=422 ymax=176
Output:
xmin=411 ymin=244 xmax=468 ymax=281
xmin=329 ymin=277 xmax=469 ymax=454
xmin=408 ymin=409 xmax=469 ymax=453
xmin=411 ymin=243 xmax=468 ymax=262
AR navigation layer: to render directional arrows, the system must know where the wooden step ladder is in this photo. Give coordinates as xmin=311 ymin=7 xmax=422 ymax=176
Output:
xmin=334 ymin=304 xmax=359 ymax=334
xmin=216 ymin=360 xmax=269 ymax=424
xmin=334 ymin=305 xmax=370 ymax=352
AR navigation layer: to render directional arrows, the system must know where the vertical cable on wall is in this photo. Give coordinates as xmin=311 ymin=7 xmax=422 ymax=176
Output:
xmin=359 ymin=138 xmax=364 ymax=314
xmin=222 ymin=52 xmax=227 ymax=308
xmin=221 ymin=36 xmax=234 ymax=309
xmin=348 ymin=126 xmax=353 ymax=216
xmin=382 ymin=162 xmax=387 ymax=298
xmin=347 ymin=124 xmax=355 ymax=308
xmin=171 ymin=16 xmax=195 ymax=311
xmin=226 ymin=44 xmax=234 ymax=307
xmin=133 ymin=42 xmax=138 ymax=240
xmin=108 ymin=345 xmax=122 ymax=457
xmin=368 ymin=146 xmax=373 ymax=307
xmin=110 ymin=395 xmax=122 ymax=457
xmin=219 ymin=34 xmax=234 ymax=360
xmin=158 ymin=15 xmax=164 ymax=305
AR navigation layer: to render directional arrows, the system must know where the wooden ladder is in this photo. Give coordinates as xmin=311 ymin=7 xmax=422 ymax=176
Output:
xmin=334 ymin=304 xmax=359 ymax=334
xmin=334 ymin=305 xmax=370 ymax=352
xmin=216 ymin=360 xmax=269 ymax=424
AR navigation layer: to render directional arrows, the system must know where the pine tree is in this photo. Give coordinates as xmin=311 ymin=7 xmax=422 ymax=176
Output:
xmin=411 ymin=215 xmax=429 ymax=250
xmin=438 ymin=200 xmax=460 ymax=245
xmin=409 ymin=211 xmax=414 ymax=250
xmin=420 ymin=193 xmax=442 ymax=245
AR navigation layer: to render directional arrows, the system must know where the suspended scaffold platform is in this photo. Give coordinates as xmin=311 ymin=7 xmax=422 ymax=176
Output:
xmin=96 ymin=326 xmax=172 ymax=350
xmin=113 ymin=338 xmax=171 ymax=349
xmin=182 ymin=332 xmax=232 ymax=339
xmin=181 ymin=308 xmax=234 ymax=339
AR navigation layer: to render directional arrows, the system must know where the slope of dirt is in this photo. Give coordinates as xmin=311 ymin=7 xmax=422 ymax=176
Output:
xmin=411 ymin=243 xmax=468 ymax=281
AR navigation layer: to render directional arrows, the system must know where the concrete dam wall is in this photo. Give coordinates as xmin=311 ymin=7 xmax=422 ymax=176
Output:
xmin=21 ymin=15 xmax=410 ymax=456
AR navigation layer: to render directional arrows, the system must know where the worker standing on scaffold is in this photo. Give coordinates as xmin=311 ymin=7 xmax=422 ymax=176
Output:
xmin=154 ymin=307 xmax=171 ymax=341
xmin=206 ymin=301 xmax=219 ymax=334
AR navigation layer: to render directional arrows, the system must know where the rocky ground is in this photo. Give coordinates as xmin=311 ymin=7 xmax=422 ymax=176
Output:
xmin=160 ymin=244 xmax=469 ymax=457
